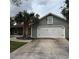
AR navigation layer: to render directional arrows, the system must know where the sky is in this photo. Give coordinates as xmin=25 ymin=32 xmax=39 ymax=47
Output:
xmin=10 ymin=0 xmax=65 ymax=18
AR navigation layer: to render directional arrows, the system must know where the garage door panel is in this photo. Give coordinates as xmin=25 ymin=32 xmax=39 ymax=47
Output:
xmin=37 ymin=27 xmax=65 ymax=38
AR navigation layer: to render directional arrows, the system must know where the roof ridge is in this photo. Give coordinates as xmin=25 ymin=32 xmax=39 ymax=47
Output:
xmin=40 ymin=13 xmax=66 ymax=20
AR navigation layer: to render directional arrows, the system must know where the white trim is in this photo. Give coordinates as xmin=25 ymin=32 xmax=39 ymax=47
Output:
xmin=31 ymin=27 xmax=32 ymax=37
xmin=47 ymin=16 xmax=53 ymax=24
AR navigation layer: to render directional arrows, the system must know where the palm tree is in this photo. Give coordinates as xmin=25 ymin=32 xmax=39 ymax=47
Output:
xmin=15 ymin=11 xmax=29 ymax=38
xmin=15 ymin=10 xmax=40 ymax=39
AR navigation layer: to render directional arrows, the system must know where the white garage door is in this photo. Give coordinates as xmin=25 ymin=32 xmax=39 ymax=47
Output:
xmin=37 ymin=27 xmax=65 ymax=38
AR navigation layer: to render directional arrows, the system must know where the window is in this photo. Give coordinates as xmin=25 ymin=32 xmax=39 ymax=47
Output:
xmin=47 ymin=16 xmax=53 ymax=24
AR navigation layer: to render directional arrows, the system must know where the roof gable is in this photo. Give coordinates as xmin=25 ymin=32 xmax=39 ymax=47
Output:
xmin=40 ymin=13 xmax=66 ymax=21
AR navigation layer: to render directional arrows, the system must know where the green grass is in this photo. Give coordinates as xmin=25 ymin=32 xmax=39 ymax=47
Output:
xmin=10 ymin=41 xmax=26 ymax=52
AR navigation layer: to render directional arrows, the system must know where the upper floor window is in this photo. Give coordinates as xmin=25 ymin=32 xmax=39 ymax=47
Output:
xmin=47 ymin=16 xmax=53 ymax=24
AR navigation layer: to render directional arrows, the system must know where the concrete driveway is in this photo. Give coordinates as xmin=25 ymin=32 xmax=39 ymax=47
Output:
xmin=10 ymin=38 xmax=69 ymax=59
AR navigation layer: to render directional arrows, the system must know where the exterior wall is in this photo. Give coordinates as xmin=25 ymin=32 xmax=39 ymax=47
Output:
xmin=31 ymin=24 xmax=37 ymax=38
xmin=53 ymin=16 xmax=69 ymax=38
xmin=32 ymin=15 xmax=69 ymax=38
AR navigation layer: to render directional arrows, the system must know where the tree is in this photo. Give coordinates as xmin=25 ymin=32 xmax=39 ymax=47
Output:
xmin=62 ymin=0 xmax=69 ymax=22
xmin=10 ymin=17 xmax=15 ymax=27
xmin=15 ymin=10 xmax=40 ymax=39
xmin=11 ymin=0 xmax=22 ymax=6
xmin=35 ymin=14 xmax=40 ymax=23
xmin=11 ymin=0 xmax=40 ymax=39
xmin=10 ymin=17 xmax=16 ymax=35
xmin=31 ymin=14 xmax=40 ymax=25
xmin=15 ymin=11 xmax=29 ymax=38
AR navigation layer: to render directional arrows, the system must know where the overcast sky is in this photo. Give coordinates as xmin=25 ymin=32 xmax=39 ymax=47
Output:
xmin=10 ymin=0 xmax=65 ymax=18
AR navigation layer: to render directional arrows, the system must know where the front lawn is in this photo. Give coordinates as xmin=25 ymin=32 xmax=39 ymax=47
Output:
xmin=10 ymin=41 xmax=26 ymax=52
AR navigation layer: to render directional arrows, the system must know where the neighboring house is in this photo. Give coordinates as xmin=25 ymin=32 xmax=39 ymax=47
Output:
xmin=10 ymin=24 xmax=23 ymax=35
xmin=10 ymin=23 xmax=31 ymax=36
xmin=31 ymin=13 xmax=69 ymax=38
